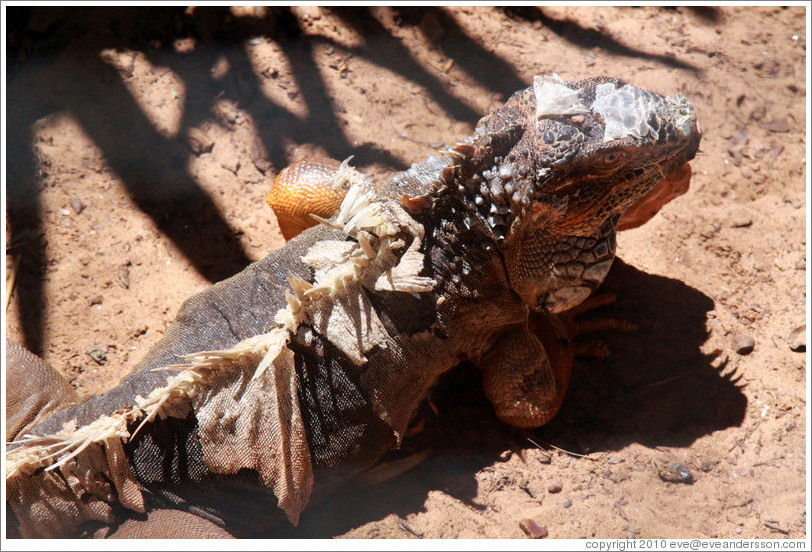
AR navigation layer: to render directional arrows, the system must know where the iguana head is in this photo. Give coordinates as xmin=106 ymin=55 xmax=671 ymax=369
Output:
xmin=456 ymin=75 xmax=701 ymax=312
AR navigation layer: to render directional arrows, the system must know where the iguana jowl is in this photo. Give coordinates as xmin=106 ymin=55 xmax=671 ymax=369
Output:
xmin=6 ymin=75 xmax=701 ymax=538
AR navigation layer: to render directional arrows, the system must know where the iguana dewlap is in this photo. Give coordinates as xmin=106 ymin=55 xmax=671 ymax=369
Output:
xmin=6 ymin=75 xmax=701 ymax=538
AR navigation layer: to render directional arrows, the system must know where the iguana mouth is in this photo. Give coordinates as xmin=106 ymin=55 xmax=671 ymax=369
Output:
xmin=617 ymin=162 xmax=693 ymax=231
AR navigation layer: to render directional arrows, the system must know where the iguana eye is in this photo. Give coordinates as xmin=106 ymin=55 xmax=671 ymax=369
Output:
xmin=600 ymin=151 xmax=627 ymax=166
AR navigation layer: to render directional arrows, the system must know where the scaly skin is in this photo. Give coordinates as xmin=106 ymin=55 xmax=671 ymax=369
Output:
xmin=267 ymin=76 xmax=699 ymax=427
xmin=267 ymin=160 xmax=640 ymax=427
xmin=266 ymin=158 xmax=346 ymax=240
xmin=6 ymin=75 xmax=700 ymax=537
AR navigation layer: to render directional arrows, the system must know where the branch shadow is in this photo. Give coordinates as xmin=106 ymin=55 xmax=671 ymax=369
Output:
xmin=5 ymin=6 xmax=737 ymax=536
xmin=271 ymin=259 xmax=746 ymax=537
xmin=505 ymin=6 xmax=702 ymax=74
xmin=7 ymin=6 xmax=520 ymax=352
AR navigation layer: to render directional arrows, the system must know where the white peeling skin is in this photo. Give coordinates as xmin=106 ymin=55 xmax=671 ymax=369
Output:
xmin=592 ymin=83 xmax=660 ymax=142
xmin=533 ymin=75 xmax=697 ymax=146
xmin=534 ymin=74 xmax=588 ymax=118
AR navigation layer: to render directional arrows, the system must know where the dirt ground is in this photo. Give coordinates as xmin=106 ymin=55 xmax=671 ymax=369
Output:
xmin=4 ymin=5 xmax=808 ymax=540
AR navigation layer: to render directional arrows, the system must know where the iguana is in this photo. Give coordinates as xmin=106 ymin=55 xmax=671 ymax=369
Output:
xmin=5 ymin=75 xmax=701 ymax=538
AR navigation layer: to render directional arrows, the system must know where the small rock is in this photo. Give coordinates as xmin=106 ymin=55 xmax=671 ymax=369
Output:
xmin=761 ymin=117 xmax=792 ymax=133
xmin=118 ymin=262 xmax=131 ymax=289
xmin=497 ymin=449 xmax=514 ymax=462
xmin=518 ymin=518 xmax=548 ymax=539
xmin=251 ymin=136 xmax=272 ymax=173
xmin=783 ymin=195 xmax=803 ymax=209
xmin=548 ymin=480 xmax=563 ymax=494
xmin=658 ymin=462 xmax=695 ymax=484
xmin=733 ymin=334 xmax=755 ymax=355
xmin=525 ymin=481 xmax=546 ymax=499
xmin=70 ymin=197 xmax=85 ymax=214
xmin=563 ymin=499 xmax=572 ymax=509
xmin=786 ymin=324 xmax=805 ymax=352
xmin=187 ymin=128 xmax=214 ymax=155
xmin=87 ymin=347 xmax=108 ymax=366
xmin=729 ymin=215 xmax=753 ymax=228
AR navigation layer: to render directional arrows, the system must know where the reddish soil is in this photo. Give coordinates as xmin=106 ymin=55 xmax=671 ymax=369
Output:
xmin=5 ymin=6 xmax=807 ymax=539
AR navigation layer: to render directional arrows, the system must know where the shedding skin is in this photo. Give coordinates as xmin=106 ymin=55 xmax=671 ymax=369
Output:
xmin=6 ymin=76 xmax=702 ymax=538
xmin=264 ymin=158 xmax=669 ymax=429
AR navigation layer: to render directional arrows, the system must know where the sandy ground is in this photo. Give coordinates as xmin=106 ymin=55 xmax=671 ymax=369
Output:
xmin=4 ymin=5 xmax=808 ymax=539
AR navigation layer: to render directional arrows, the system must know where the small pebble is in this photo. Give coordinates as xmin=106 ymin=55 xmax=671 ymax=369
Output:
xmin=548 ymin=480 xmax=563 ymax=494
xmin=786 ymin=324 xmax=805 ymax=352
xmin=518 ymin=518 xmax=548 ymax=539
xmin=118 ymin=262 xmax=131 ymax=289
xmin=525 ymin=482 xmax=545 ymax=499
xmin=783 ymin=195 xmax=803 ymax=209
xmin=733 ymin=334 xmax=755 ymax=355
xmin=536 ymin=452 xmax=552 ymax=464
xmin=87 ymin=347 xmax=108 ymax=366
xmin=563 ymin=499 xmax=572 ymax=509
xmin=658 ymin=462 xmax=695 ymax=484
xmin=729 ymin=215 xmax=753 ymax=228
xmin=187 ymin=128 xmax=214 ymax=155
xmin=70 ymin=197 xmax=85 ymax=214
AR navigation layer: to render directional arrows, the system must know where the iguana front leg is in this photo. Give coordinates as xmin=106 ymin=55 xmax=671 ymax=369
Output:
xmin=476 ymin=294 xmax=636 ymax=429
xmin=477 ymin=313 xmax=572 ymax=429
